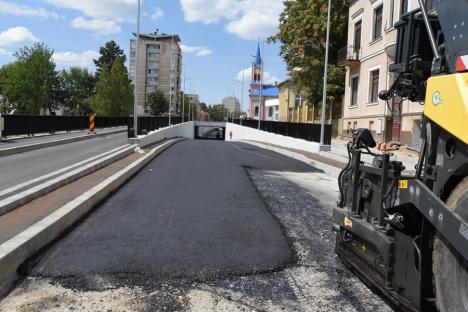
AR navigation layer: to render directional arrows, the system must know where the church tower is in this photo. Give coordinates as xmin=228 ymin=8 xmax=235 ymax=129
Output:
xmin=251 ymin=43 xmax=262 ymax=85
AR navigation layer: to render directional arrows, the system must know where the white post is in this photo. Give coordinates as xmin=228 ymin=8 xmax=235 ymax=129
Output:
xmin=133 ymin=0 xmax=141 ymax=137
xmin=320 ymin=0 xmax=332 ymax=148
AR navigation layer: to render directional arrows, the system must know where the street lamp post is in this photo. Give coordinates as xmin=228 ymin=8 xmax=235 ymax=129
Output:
xmin=133 ymin=0 xmax=141 ymax=138
xmin=169 ymin=36 xmax=174 ymax=126
xmin=258 ymin=42 xmax=264 ymax=130
xmin=320 ymin=0 xmax=332 ymax=150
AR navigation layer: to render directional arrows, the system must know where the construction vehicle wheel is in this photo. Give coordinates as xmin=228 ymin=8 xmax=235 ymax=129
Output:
xmin=433 ymin=177 xmax=468 ymax=312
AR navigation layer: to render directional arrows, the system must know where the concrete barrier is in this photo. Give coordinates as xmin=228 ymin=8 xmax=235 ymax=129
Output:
xmin=129 ymin=122 xmax=195 ymax=147
xmin=225 ymin=123 xmax=321 ymax=153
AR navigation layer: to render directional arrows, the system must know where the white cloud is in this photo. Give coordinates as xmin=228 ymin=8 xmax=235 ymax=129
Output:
xmin=0 ymin=27 xmax=40 ymax=47
xmin=53 ymin=50 xmax=100 ymax=67
xmin=71 ymin=17 xmax=122 ymax=36
xmin=44 ymin=0 xmax=137 ymax=22
xmin=0 ymin=48 xmax=10 ymax=56
xmin=0 ymin=1 xmax=59 ymax=19
xmin=180 ymin=0 xmax=241 ymax=24
xmin=236 ymin=66 xmax=279 ymax=85
xmin=180 ymin=0 xmax=284 ymax=40
xmin=180 ymin=44 xmax=213 ymax=57
xmin=151 ymin=7 xmax=164 ymax=20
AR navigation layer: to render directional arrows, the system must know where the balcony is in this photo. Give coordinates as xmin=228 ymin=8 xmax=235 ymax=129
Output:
xmin=337 ymin=46 xmax=361 ymax=67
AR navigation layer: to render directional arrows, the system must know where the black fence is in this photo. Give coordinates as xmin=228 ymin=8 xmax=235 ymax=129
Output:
xmin=128 ymin=116 xmax=190 ymax=137
xmin=1 ymin=114 xmax=128 ymax=138
xmin=232 ymin=119 xmax=332 ymax=145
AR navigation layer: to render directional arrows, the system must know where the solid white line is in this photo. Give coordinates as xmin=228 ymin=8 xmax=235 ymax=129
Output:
xmin=0 ymin=145 xmax=137 ymax=214
xmin=0 ymin=144 xmax=130 ymax=199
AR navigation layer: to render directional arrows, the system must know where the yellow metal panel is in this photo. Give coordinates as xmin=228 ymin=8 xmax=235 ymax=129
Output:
xmin=425 ymin=73 xmax=468 ymax=144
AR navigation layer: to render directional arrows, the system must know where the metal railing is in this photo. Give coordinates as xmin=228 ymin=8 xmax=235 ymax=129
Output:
xmin=128 ymin=116 xmax=189 ymax=137
xmin=1 ymin=115 xmax=128 ymax=138
xmin=337 ymin=46 xmax=362 ymax=65
xmin=232 ymin=119 xmax=332 ymax=145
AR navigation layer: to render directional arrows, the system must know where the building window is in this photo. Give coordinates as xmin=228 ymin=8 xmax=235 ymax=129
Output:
xmin=353 ymin=121 xmax=358 ymax=130
xmin=389 ymin=0 xmax=395 ymax=28
xmin=254 ymin=106 xmax=259 ymax=117
xmin=369 ymin=120 xmax=375 ymax=132
xmin=350 ymin=76 xmax=359 ymax=106
xmin=268 ymin=107 xmax=273 ymax=117
xmin=400 ymin=0 xmax=408 ymax=16
xmin=373 ymin=5 xmax=383 ymax=40
xmin=354 ymin=21 xmax=362 ymax=54
xmin=295 ymin=94 xmax=303 ymax=107
xmin=347 ymin=122 xmax=352 ymax=134
xmin=425 ymin=0 xmax=434 ymax=10
xmin=369 ymin=69 xmax=380 ymax=103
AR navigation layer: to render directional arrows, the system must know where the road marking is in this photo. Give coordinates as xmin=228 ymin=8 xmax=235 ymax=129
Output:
xmin=0 ymin=145 xmax=130 ymax=199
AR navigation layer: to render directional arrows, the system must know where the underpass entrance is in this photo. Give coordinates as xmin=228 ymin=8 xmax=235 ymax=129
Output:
xmin=194 ymin=122 xmax=226 ymax=140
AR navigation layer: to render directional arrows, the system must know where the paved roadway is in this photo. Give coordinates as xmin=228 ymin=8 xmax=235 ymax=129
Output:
xmin=0 ymin=132 xmax=128 ymax=190
xmin=2 ymin=140 xmax=392 ymax=311
xmin=0 ymin=127 xmax=126 ymax=149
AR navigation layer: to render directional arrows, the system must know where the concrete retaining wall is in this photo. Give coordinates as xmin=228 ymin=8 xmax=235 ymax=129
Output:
xmin=129 ymin=122 xmax=195 ymax=147
xmin=225 ymin=122 xmax=321 ymax=153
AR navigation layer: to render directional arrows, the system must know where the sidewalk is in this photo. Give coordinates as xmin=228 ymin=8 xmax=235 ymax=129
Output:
xmin=244 ymin=139 xmax=419 ymax=177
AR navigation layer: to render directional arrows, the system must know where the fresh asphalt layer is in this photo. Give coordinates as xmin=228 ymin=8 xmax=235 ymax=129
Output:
xmin=21 ymin=140 xmax=319 ymax=289
xmin=0 ymin=132 xmax=128 ymax=191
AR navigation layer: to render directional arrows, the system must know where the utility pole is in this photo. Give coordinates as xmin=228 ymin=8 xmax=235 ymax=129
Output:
xmin=132 ymin=0 xmax=141 ymax=138
xmin=258 ymin=42 xmax=264 ymax=130
xmin=169 ymin=36 xmax=174 ymax=126
xmin=320 ymin=0 xmax=332 ymax=149
xmin=182 ymin=65 xmax=185 ymax=122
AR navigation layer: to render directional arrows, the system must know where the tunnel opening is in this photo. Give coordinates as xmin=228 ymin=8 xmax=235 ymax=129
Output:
xmin=195 ymin=126 xmax=226 ymax=140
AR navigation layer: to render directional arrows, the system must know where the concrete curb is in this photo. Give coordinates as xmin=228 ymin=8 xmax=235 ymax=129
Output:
xmin=0 ymin=145 xmax=136 ymax=216
xmin=241 ymin=140 xmax=343 ymax=178
xmin=0 ymin=138 xmax=182 ymax=292
xmin=0 ymin=129 xmax=127 ymax=157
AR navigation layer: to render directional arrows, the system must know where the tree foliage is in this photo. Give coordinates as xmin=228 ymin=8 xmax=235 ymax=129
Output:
xmin=88 ymin=56 xmax=133 ymax=116
xmin=0 ymin=43 xmax=59 ymax=114
xmin=57 ymin=67 xmax=96 ymax=115
xmin=206 ymin=104 xmax=226 ymax=121
xmin=93 ymin=40 xmax=126 ymax=78
xmin=146 ymin=90 xmax=168 ymax=116
xmin=269 ymin=0 xmax=348 ymax=107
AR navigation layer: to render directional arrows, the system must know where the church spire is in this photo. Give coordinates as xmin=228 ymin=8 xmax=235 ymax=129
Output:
xmin=255 ymin=43 xmax=261 ymax=66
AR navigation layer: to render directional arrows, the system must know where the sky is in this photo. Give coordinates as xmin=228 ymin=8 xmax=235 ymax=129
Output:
xmin=0 ymin=0 xmax=289 ymax=109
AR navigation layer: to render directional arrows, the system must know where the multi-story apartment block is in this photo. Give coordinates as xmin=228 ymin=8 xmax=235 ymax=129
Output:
xmin=222 ymin=96 xmax=241 ymax=113
xmin=340 ymin=0 xmax=435 ymax=148
xmin=130 ymin=31 xmax=182 ymax=116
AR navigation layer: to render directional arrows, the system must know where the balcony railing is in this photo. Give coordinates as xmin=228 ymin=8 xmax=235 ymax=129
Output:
xmin=337 ymin=46 xmax=362 ymax=67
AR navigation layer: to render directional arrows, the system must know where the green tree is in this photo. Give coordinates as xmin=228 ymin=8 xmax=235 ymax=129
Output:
xmin=206 ymin=104 xmax=226 ymax=121
xmin=179 ymin=91 xmax=198 ymax=118
xmin=3 ymin=43 xmax=59 ymax=114
xmin=146 ymin=90 xmax=168 ymax=116
xmin=269 ymin=0 xmax=348 ymax=107
xmin=89 ymin=56 xmax=133 ymax=116
xmin=57 ymin=67 xmax=96 ymax=115
xmin=94 ymin=40 xmax=126 ymax=78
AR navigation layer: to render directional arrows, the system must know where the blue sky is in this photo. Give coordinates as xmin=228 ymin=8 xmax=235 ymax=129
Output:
xmin=0 ymin=0 xmax=288 ymax=108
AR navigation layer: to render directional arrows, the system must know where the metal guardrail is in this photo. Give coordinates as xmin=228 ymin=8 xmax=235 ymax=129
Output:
xmin=232 ymin=119 xmax=332 ymax=145
xmin=337 ymin=46 xmax=362 ymax=65
xmin=1 ymin=115 xmax=128 ymax=138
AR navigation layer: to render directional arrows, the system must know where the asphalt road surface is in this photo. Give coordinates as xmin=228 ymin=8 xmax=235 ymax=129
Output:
xmin=1 ymin=140 xmax=392 ymax=311
xmin=0 ymin=132 xmax=128 ymax=190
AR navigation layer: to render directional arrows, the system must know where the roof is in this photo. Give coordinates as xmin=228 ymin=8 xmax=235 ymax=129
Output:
xmin=133 ymin=32 xmax=181 ymax=42
xmin=250 ymin=85 xmax=279 ymax=97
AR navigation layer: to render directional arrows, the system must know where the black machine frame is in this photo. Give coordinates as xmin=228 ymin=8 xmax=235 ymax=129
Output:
xmin=333 ymin=118 xmax=468 ymax=311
